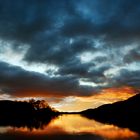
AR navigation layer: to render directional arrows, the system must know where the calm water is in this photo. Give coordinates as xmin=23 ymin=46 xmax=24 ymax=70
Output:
xmin=0 ymin=114 xmax=139 ymax=140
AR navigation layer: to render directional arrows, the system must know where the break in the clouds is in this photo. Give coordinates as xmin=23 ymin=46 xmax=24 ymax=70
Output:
xmin=0 ymin=0 xmax=140 ymax=98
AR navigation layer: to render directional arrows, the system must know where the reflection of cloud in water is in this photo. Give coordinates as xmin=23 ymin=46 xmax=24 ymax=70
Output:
xmin=0 ymin=115 xmax=139 ymax=140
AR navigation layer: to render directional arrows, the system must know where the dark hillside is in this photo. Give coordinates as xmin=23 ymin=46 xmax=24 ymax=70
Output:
xmin=82 ymin=94 xmax=140 ymax=132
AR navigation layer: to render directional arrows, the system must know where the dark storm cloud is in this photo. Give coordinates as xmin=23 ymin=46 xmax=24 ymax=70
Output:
xmin=113 ymin=69 xmax=140 ymax=88
xmin=0 ymin=0 xmax=140 ymax=97
xmin=58 ymin=60 xmax=91 ymax=76
xmin=58 ymin=57 xmax=110 ymax=78
xmin=0 ymin=62 xmax=93 ymax=97
xmin=61 ymin=0 xmax=140 ymax=43
xmin=70 ymin=37 xmax=96 ymax=53
xmin=123 ymin=46 xmax=140 ymax=63
xmin=23 ymin=0 xmax=140 ymax=65
xmin=0 ymin=0 xmax=54 ymax=43
xmin=94 ymin=56 xmax=108 ymax=63
xmin=61 ymin=17 xmax=96 ymax=37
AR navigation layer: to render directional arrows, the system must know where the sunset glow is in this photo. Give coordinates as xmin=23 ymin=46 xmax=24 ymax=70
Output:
xmin=52 ymin=86 xmax=137 ymax=112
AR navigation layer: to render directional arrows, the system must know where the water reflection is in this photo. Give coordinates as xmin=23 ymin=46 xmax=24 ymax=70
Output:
xmin=0 ymin=114 xmax=139 ymax=140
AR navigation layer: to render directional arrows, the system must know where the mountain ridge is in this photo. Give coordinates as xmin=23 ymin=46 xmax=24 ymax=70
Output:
xmin=81 ymin=93 xmax=140 ymax=133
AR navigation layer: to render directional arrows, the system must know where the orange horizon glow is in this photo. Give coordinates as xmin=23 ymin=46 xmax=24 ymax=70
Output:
xmin=1 ymin=86 xmax=138 ymax=112
xmin=53 ymin=86 xmax=138 ymax=112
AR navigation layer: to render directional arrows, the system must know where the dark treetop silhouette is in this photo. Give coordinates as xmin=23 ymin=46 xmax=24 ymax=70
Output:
xmin=0 ymin=99 xmax=59 ymax=130
xmin=82 ymin=93 xmax=140 ymax=133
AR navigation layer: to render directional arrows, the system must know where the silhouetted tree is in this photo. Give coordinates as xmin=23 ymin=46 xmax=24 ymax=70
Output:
xmin=29 ymin=99 xmax=49 ymax=110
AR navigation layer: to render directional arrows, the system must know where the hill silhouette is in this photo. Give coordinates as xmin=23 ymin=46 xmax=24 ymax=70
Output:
xmin=0 ymin=100 xmax=59 ymax=129
xmin=82 ymin=94 xmax=140 ymax=133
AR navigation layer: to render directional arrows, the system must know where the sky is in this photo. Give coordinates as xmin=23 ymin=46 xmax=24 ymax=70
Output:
xmin=0 ymin=0 xmax=140 ymax=111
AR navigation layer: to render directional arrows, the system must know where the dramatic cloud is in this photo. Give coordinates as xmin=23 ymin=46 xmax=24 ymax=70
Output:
xmin=123 ymin=46 xmax=140 ymax=63
xmin=0 ymin=0 xmax=140 ymax=99
xmin=0 ymin=61 xmax=94 ymax=97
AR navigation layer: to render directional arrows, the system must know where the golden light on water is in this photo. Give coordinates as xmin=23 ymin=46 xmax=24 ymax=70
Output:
xmin=4 ymin=115 xmax=139 ymax=140
xmin=48 ymin=115 xmax=139 ymax=139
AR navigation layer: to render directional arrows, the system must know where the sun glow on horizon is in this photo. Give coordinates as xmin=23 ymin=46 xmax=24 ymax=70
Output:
xmin=0 ymin=86 xmax=138 ymax=112
xmin=52 ymin=86 xmax=137 ymax=112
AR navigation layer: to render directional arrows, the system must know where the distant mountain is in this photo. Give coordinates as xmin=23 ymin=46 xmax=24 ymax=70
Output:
xmin=82 ymin=94 xmax=140 ymax=132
